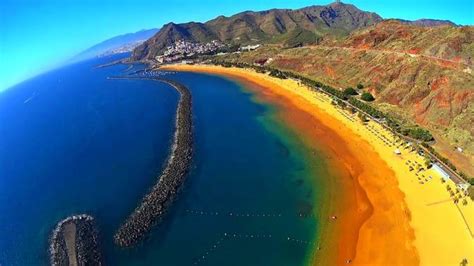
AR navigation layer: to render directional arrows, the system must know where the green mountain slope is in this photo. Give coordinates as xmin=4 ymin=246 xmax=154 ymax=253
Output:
xmin=215 ymin=21 xmax=474 ymax=175
xmin=131 ymin=2 xmax=382 ymax=60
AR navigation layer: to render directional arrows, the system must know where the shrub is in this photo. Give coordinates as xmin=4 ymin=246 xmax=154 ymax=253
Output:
xmin=404 ymin=127 xmax=434 ymax=142
xmin=469 ymin=178 xmax=474 ymax=186
xmin=361 ymin=92 xmax=375 ymax=101
xmin=469 ymin=187 xmax=474 ymax=201
xmin=424 ymin=158 xmax=432 ymax=168
xmin=357 ymin=83 xmax=364 ymax=90
xmin=343 ymin=87 xmax=358 ymax=96
xmin=269 ymin=69 xmax=287 ymax=79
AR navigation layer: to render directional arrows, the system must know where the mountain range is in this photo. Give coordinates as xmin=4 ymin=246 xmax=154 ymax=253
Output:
xmin=130 ymin=2 xmax=460 ymax=61
xmin=131 ymin=2 xmax=384 ymax=60
xmin=80 ymin=2 xmax=472 ymax=175
xmin=72 ymin=28 xmax=158 ymax=62
xmin=125 ymin=1 xmax=473 ymax=175
xmin=397 ymin=18 xmax=457 ymax=27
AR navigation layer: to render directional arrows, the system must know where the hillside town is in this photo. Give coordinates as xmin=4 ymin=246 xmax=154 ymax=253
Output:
xmin=155 ymin=40 xmax=225 ymax=64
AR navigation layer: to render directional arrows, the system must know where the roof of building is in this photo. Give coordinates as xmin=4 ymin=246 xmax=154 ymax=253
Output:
xmin=432 ymin=163 xmax=451 ymax=180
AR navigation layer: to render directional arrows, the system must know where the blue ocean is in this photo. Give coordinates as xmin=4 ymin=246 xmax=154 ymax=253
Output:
xmin=0 ymin=55 xmax=326 ymax=265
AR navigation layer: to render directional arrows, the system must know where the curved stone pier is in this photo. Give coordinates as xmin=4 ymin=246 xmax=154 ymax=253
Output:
xmin=112 ymin=76 xmax=193 ymax=247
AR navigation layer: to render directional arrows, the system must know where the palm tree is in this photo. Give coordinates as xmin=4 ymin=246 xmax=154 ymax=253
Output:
xmin=424 ymin=158 xmax=432 ymax=168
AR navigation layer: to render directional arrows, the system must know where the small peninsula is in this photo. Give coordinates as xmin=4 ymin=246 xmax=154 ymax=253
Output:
xmin=49 ymin=214 xmax=102 ymax=266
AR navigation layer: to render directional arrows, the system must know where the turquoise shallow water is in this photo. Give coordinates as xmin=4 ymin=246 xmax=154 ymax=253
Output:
xmin=0 ymin=56 xmax=326 ymax=265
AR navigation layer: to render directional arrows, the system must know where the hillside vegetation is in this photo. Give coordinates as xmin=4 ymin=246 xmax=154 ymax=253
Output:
xmin=131 ymin=2 xmax=473 ymax=175
xmin=214 ymin=21 xmax=474 ymax=175
xmin=132 ymin=2 xmax=382 ymax=60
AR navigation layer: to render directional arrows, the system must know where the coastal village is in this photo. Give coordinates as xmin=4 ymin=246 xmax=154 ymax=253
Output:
xmin=154 ymin=39 xmax=260 ymax=64
xmin=155 ymin=40 xmax=226 ymax=64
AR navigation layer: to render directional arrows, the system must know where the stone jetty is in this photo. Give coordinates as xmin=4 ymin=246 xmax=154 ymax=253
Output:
xmin=49 ymin=214 xmax=102 ymax=266
xmin=112 ymin=76 xmax=193 ymax=247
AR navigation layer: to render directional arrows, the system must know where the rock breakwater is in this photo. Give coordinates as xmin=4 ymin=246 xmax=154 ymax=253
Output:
xmin=49 ymin=214 xmax=102 ymax=266
xmin=112 ymin=76 xmax=193 ymax=247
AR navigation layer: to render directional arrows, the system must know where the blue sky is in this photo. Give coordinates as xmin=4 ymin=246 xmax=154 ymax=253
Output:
xmin=1 ymin=0 xmax=473 ymax=91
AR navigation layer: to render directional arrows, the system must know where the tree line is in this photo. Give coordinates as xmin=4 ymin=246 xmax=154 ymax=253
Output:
xmin=212 ymin=60 xmax=434 ymax=141
xmin=209 ymin=59 xmax=472 ymax=186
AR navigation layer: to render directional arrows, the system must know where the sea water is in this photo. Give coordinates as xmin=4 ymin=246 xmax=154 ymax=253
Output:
xmin=0 ymin=56 xmax=326 ymax=265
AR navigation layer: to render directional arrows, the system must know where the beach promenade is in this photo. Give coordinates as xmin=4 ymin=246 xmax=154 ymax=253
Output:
xmin=163 ymin=64 xmax=474 ymax=266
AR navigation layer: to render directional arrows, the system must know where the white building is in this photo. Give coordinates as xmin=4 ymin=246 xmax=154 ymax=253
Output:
xmin=432 ymin=163 xmax=451 ymax=181
xmin=240 ymin=44 xmax=261 ymax=51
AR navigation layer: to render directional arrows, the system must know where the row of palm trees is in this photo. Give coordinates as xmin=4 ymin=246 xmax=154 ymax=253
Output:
xmin=209 ymin=60 xmax=472 ymax=191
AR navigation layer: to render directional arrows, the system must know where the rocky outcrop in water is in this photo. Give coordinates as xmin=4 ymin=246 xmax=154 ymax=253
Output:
xmin=113 ymin=77 xmax=193 ymax=247
xmin=50 ymin=214 xmax=102 ymax=266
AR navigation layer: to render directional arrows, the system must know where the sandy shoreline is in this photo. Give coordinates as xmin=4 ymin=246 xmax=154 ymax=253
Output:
xmin=162 ymin=64 xmax=474 ymax=265
xmin=228 ymin=77 xmax=374 ymax=265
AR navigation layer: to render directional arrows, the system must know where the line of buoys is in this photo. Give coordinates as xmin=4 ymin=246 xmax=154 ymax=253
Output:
xmin=185 ymin=209 xmax=283 ymax=217
xmin=184 ymin=209 xmax=316 ymax=218
xmin=192 ymin=232 xmax=276 ymax=265
xmin=286 ymin=236 xmax=315 ymax=246
xmin=192 ymin=232 xmax=319 ymax=265
xmin=225 ymin=232 xmax=274 ymax=240
xmin=192 ymin=235 xmax=226 ymax=265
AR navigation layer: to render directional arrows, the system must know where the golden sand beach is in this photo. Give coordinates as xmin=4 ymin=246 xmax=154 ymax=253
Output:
xmin=162 ymin=64 xmax=474 ymax=265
